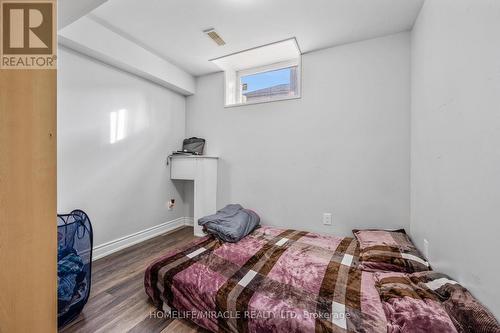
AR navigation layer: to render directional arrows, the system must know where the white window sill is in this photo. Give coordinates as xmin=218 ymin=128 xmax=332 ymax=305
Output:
xmin=224 ymin=95 xmax=301 ymax=108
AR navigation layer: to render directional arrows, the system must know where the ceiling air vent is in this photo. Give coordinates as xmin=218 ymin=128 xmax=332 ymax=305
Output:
xmin=203 ymin=28 xmax=226 ymax=46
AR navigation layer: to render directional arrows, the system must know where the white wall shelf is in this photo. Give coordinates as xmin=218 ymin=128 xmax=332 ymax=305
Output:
xmin=170 ymin=155 xmax=218 ymax=237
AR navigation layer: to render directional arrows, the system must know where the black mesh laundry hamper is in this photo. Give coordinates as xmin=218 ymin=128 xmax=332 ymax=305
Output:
xmin=57 ymin=209 xmax=93 ymax=328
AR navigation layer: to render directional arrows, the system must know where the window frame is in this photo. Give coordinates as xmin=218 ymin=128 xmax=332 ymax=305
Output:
xmin=226 ymin=58 xmax=302 ymax=108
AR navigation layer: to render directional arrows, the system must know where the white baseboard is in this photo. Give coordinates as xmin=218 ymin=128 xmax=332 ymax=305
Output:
xmin=92 ymin=217 xmax=192 ymax=261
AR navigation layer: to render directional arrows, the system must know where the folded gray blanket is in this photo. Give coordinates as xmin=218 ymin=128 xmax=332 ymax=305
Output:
xmin=198 ymin=204 xmax=260 ymax=242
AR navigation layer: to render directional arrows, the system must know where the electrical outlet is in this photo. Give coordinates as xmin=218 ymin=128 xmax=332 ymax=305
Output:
xmin=323 ymin=213 xmax=332 ymax=225
xmin=168 ymin=199 xmax=175 ymax=210
xmin=423 ymin=239 xmax=429 ymax=259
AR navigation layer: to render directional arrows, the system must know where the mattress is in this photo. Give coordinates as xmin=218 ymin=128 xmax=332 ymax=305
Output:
xmin=145 ymin=226 xmax=500 ymax=332
xmin=144 ymin=226 xmax=387 ymax=332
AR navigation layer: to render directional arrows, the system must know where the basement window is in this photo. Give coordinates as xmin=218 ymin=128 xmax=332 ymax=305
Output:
xmin=211 ymin=38 xmax=301 ymax=107
xmin=239 ymin=62 xmax=299 ymax=104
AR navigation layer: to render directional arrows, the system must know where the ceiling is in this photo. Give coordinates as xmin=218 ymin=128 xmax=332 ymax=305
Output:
xmin=89 ymin=0 xmax=424 ymax=76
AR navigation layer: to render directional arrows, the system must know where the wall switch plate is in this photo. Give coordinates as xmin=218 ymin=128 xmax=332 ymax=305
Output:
xmin=168 ymin=199 xmax=175 ymax=210
xmin=423 ymin=239 xmax=429 ymax=259
xmin=323 ymin=213 xmax=332 ymax=225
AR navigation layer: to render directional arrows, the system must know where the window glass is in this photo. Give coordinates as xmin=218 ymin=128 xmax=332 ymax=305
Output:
xmin=240 ymin=66 xmax=298 ymax=103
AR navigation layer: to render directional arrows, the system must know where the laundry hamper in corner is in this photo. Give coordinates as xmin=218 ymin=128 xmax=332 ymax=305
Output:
xmin=57 ymin=209 xmax=93 ymax=328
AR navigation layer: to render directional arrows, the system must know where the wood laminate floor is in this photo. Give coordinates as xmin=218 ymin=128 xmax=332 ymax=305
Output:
xmin=60 ymin=226 xmax=208 ymax=333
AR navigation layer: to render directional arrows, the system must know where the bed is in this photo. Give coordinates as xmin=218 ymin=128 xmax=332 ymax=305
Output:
xmin=145 ymin=226 xmax=500 ymax=333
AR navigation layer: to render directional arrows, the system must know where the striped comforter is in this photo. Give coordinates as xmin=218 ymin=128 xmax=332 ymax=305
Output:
xmin=144 ymin=226 xmax=387 ymax=332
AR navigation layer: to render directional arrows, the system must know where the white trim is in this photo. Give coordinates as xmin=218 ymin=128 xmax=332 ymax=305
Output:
xmin=184 ymin=217 xmax=194 ymax=226
xmin=224 ymin=95 xmax=302 ymax=108
xmin=209 ymin=37 xmax=301 ymax=62
xmin=92 ymin=217 xmax=193 ymax=260
xmin=237 ymin=59 xmax=300 ymax=77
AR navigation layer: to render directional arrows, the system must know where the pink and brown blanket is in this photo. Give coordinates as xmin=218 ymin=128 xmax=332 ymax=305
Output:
xmin=144 ymin=226 xmax=499 ymax=332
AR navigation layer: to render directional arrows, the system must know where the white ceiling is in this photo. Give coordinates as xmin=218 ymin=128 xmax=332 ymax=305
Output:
xmin=89 ymin=0 xmax=424 ymax=76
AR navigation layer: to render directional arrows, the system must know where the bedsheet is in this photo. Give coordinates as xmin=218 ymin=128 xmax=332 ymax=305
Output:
xmin=145 ymin=226 xmax=387 ymax=332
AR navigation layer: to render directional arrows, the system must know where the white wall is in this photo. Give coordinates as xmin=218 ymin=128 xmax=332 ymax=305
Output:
xmin=411 ymin=0 xmax=500 ymax=317
xmin=58 ymin=47 xmax=188 ymax=247
xmin=186 ymin=32 xmax=411 ymax=236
